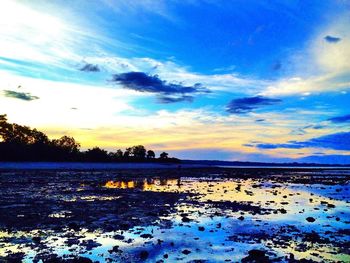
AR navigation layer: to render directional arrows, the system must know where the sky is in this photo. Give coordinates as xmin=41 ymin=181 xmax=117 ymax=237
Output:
xmin=0 ymin=0 xmax=350 ymax=163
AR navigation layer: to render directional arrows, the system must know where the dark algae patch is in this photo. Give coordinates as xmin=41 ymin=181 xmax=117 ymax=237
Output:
xmin=0 ymin=168 xmax=349 ymax=262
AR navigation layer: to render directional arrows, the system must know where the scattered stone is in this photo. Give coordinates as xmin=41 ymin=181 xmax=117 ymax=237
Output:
xmin=140 ymin=233 xmax=153 ymax=239
xmin=113 ymin=234 xmax=125 ymax=240
xmin=140 ymin=250 xmax=149 ymax=260
xmin=32 ymin=236 xmax=41 ymax=243
xmin=242 ymin=249 xmax=269 ymax=263
xmin=306 ymin=217 xmax=316 ymax=222
xmin=182 ymin=216 xmax=191 ymax=223
xmin=182 ymin=249 xmax=191 ymax=255
xmin=68 ymin=222 xmax=80 ymax=231
xmin=279 ymin=208 xmax=287 ymax=214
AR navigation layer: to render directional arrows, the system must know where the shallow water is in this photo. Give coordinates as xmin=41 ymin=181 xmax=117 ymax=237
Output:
xmin=0 ymin=168 xmax=349 ymax=262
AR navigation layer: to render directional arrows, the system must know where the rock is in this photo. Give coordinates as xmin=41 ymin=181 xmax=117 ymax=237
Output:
xmin=242 ymin=249 xmax=269 ymax=263
xmin=140 ymin=250 xmax=149 ymax=260
xmin=113 ymin=234 xmax=125 ymax=240
xmin=72 ymin=257 xmax=93 ymax=263
xmin=140 ymin=233 xmax=153 ymax=239
xmin=3 ymin=252 xmax=25 ymax=263
xmin=279 ymin=208 xmax=287 ymax=214
xmin=67 ymin=222 xmax=80 ymax=231
xmin=32 ymin=236 xmax=41 ymax=243
xmin=306 ymin=217 xmax=316 ymax=222
xmin=182 ymin=216 xmax=191 ymax=222
xmin=109 ymin=245 xmax=120 ymax=254
xmin=81 ymin=239 xmax=101 ymax=251
xmin=198 ymin=226 xmax=205 ymax=231
xmin=182 ymin=249 xmax=191 ymax=255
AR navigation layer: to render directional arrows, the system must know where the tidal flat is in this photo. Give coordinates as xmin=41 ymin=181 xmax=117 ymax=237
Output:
xmin=0 ymin=168 xmax=349 ymax=262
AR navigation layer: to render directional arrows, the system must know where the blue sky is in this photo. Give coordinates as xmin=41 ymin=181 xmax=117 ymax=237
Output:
xmin=1 ymin=0 xmax=350 ymax=163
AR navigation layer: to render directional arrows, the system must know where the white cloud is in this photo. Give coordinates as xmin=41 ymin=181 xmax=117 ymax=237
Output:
xmin=261 ymin=14 xmax=350 ymax=97
xmin=312 ymin=16 xmax=350 ymax=74
xmin=262 ymin=73 xmax=350 ymax=96
xmin=0 ymin=72 xmax=136 ymax=128
xmin=0 ymin=0 xmax=79 ymax=68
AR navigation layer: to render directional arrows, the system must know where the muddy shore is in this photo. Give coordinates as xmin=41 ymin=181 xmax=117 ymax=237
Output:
xmin=0 ymin=168 xmax=349 ymax=262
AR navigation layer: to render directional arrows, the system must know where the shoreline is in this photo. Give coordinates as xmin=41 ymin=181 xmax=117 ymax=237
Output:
xmin=0 ymin=162 xmax=349 ymax=170
xmin=0 ymin=162 xmax=209 ymax=170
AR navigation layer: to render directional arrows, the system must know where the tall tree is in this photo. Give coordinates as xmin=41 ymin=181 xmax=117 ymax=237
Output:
xmin=131 ymin=145 xmax=146 ymax=159
xmin=159 ymin=152 xmax=169 ymax=159
xmin=146 ymin=150 xmax=155 ymax=159
xmin=52 ymin=136 xmax=80 ymax=154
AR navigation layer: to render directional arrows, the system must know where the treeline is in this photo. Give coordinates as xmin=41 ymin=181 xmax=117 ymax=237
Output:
xmin=0 ymin=114 xmax=179 ymax=163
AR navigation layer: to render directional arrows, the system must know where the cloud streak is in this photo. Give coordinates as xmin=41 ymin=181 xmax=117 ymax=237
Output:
xmin=112 ymin=72 xmax=210 ymax=103
xmin=328 ymin=114 xmax=350 ymax=123
xmin=324 ymin=35 xmax=341 ymax=43
xmin=3 ymin=90 xmax=39 ymax=101
xmin=226 ymin=96 xmax=281 ymax=114
xmin=251 ymin=132 xmax=350 ymax=151
xmin=79 ymin=63 xmax=100 ymax=72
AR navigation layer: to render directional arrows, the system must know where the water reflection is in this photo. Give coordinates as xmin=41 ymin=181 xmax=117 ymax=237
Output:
xmin=1 ymin=171 xmax=350 ymax=262
xmin=104 ymin=178 xmax=181 ymax=191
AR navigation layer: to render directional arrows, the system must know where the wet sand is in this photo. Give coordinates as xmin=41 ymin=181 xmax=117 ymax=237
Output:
xmin=0 ymin=168 xmax=349 ymax=262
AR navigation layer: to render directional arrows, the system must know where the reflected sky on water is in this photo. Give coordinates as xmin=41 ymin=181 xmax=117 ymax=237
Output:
xmin=1 ymin=171 xmax=350 ymax=262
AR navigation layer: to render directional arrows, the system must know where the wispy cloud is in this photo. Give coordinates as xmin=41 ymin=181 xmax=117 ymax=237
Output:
xmin=262 ymin=15 xmax=350 ymax=96
xmin=226 ymin=96 xmax=281 ymax=114
xmin=0 ymin=0 xmax=132 ymax=74
xmin=3 ymin=90 xmax=39 ymax=101
xmin=157 ymin=95 xmax=193 ymax=104
xmin=0 ymin=72 xmax=135 ymax=127
xmin=100 ymin=0 xmax=175 ymax=21
xmin=251 ymin=132 xmax=350 ymax=151
xmin=262 ymin=74 xmax=350 ymax=97
xmin=79 ymin=63 xmax=100 ymax=72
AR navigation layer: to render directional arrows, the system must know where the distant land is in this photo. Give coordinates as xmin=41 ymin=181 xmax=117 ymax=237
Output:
xmin=182 ymin=159 xmax=350 ymax=168
xmin=0 ymin=160 xmax=349 ymax=170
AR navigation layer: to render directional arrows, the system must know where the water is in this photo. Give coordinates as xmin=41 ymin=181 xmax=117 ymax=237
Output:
xmin=0 ymin=168 xmax=349 ymax=262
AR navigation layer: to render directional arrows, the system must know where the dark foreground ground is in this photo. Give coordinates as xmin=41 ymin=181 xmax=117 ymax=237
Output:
xmin=0 ymin=168 xmax=349 ymax=262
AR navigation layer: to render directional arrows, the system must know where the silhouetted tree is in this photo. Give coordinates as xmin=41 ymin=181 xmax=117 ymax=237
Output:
xmin=30 ymin=129 xmax=49 ymax=144
xmin=116 ymin=149 xmax=123 ymax=158
xmin=108 ymin=151 xmax=118 ymax=160
xmin=159 ymin=152 xmax=169 ymax=159
xmin=52 ymin=136 xmax=80 ymax=154
xmin=131 ymin=145 xmax=146 ymax=159
xmin=124 ymin=147 xmax=131 ymax=158
xmin=0 ymin=114 xmax=10 ymax=142
xmin=84 ymin=147 xmax=108 ymax=162
xmin=146 ymin=150 xmax=155 ymax=159
xmin=0 ymin=114 xmax=179 ymax=163
xmin=0 ymin=122 xmax=33 ymax=144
